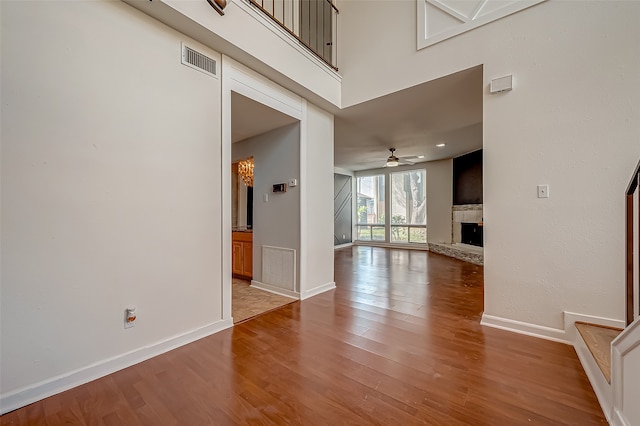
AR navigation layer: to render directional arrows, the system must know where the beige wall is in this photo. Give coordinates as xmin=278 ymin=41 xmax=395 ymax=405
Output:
xmin=340 ymin=0 xmax=640 ymax=330
xmin=426 ymin=159 xmax=453 ymax=244
xmin=301 ymin=102 xmax=336 ymax=297
xmin=124 ymin=0 xmax=342 ymax=110
xmin=1 ymin=0 xmax=224 ymax=408
xmin=1 ymin=0 xmax=338 ymax=413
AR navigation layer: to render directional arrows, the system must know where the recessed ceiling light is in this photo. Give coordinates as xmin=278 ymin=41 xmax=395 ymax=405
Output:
xmin=436 ymin=143 xmax=446 ymax=147
xmin=417 ymin=155 xmax=425 ymax=159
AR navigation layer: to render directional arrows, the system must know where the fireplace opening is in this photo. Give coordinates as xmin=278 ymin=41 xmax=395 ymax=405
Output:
xmin=461 ymin=222 xmax=483 ymax=247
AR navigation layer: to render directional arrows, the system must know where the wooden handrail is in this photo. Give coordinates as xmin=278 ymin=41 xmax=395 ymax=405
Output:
xmin=626 ymin=158 xmax=640 ymax=326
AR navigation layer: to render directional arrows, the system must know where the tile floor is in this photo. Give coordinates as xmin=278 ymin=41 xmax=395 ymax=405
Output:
xmin=232 ymin=278 xmax=296 ymax=323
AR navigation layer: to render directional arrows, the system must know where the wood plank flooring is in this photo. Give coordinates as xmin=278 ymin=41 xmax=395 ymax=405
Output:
xmin=1 ymin=246 xmax=606 ymax=425
xmin=575 ymin=322 xmax=623 ymax=383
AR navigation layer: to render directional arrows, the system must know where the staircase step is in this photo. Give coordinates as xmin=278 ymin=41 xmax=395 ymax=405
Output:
xmin=575 ymin=322 xmax=623 ymax=383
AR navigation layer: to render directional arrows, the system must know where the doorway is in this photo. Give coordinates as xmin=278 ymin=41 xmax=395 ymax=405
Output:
xmin=229 ymin=91 xmax=301 ymax=323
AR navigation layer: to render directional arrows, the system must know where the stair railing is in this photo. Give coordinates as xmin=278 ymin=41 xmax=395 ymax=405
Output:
xmin=626 ymin=158 xmax=640 ymax=326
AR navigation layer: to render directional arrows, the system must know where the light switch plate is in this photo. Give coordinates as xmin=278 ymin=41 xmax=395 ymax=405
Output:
xmin=537 ymin=184 xmax=549 ymax=198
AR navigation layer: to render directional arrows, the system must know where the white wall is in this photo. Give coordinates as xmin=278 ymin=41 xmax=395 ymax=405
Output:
xmin=612 ymin=319 xmax=640 ymax=425
xmin=123 ymin=0 xmax=341 ymax=110
xmin=340 ymin=1 xmax=640 ymax=330
xmin=621 ymin=343 xmax=640 ymax=426
xmin=221 ymin=57 xmax=335 ymax=302
xmin=231 ymin=106 xmax=335 ymax=299
xmin=232 ymin=124 xmax=301 ymax=289
xmin=1 ymin=0 xmax=338 ymax=413
xmin=426 ymin=159 xmax=453 ymax=244
xmin=1 ymin=0 xmax=227 ymax=411
xmin=301 ymin=103 xmax=336 ymax=298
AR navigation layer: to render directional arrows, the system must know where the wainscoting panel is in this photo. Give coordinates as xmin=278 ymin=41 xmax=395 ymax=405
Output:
xmin=334 ymin=173 xmax=352 ymax=245
xmin=262 ymin=245 xmax=296 ymax=291
xmin=417 ymin=0 xmax=547 ymax=49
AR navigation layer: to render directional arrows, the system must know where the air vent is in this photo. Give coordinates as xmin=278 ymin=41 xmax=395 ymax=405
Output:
xmin=181 ymin=43 xmax=218 ymax=78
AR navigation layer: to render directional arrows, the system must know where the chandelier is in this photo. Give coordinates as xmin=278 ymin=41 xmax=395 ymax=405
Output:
xmin=237 ymin=158 xmax=254 ymax=187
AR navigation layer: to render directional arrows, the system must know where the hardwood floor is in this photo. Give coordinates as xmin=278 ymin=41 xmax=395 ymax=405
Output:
xmin=2 ymin=246 xmax=605 ymax=425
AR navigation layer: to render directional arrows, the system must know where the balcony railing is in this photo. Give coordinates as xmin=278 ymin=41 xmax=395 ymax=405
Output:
xmin=247 ymin=0 xmax=339 ymax=70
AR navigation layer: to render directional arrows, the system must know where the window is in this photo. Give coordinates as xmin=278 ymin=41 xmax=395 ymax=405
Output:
xmin=356 ymin=175 xmax=385 ymax=241
xmin=355 ymin=169 xmax=427 ymax=245
xmin=390 ymin=170 xmax=426 ymax=243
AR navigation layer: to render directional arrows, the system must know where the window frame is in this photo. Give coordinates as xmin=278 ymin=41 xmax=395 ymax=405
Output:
xmin=356 ymin=174 xmax=387 ymax=242
xmin=354 ymin=166 xmax=428 ymax=246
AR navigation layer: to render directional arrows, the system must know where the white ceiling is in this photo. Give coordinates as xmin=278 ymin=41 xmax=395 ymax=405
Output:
xmin=335 ymin=65 xmax=483 ymax=171
xmin=231 ymin=65 xmax=483 ymax=170
xmin=231 ymin=92 xmax=299 ymax=143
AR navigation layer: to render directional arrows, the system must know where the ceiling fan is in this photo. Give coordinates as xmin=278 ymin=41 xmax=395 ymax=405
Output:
xmin=385 ymin=148 xmax=418 ymax=167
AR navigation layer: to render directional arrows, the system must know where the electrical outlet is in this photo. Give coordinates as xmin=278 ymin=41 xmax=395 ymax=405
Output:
xmin=124 ymin=307 xmax=136 ymax=329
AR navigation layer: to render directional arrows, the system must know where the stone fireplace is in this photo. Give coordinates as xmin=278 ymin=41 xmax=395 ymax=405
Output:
xmin=452 ymin=204 xmax=483 ymax=246
xmin=428 ymin=204 xmax=484 ymax=265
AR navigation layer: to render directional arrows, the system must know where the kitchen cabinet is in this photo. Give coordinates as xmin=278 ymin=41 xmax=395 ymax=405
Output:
xmin=232 ymin=231 xmax=252 ymax=279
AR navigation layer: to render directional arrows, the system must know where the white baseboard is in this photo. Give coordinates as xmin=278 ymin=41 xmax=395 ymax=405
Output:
xmin=250 ymin=280 xmax=334 ymax=300
xmin=251 ymin=280 xmax=300 ymax=299
xmin=354 ymin=241 xmax=428 ymax=251
xmin=300 ymin=281 xmax=336 ymax=300
xmin=334 ymin=242 xmax=353 ymax=250
xmin=612 ymin=408 xmax=630 ymax=426
xmin=564 ymin=311 xmax=625 ymax=331
xmin=0 ymin=318 xmax=233 ymax=415
xmin=480 ymin=314 xmax=570 ymax=344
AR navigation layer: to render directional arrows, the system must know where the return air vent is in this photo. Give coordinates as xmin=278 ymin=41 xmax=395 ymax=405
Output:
xmin=262 ymin=246 xmax=296 ymax=291
xmin=181 ymin=43 xmax=217 ymax=78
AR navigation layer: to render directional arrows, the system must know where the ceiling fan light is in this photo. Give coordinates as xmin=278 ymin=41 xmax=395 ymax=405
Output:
xmin=386 ymin=148 xmax=399 ymax=167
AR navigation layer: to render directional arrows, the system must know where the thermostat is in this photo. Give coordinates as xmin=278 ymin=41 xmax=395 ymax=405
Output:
xmin=273 ymin=183 xmax=287 ymax=193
